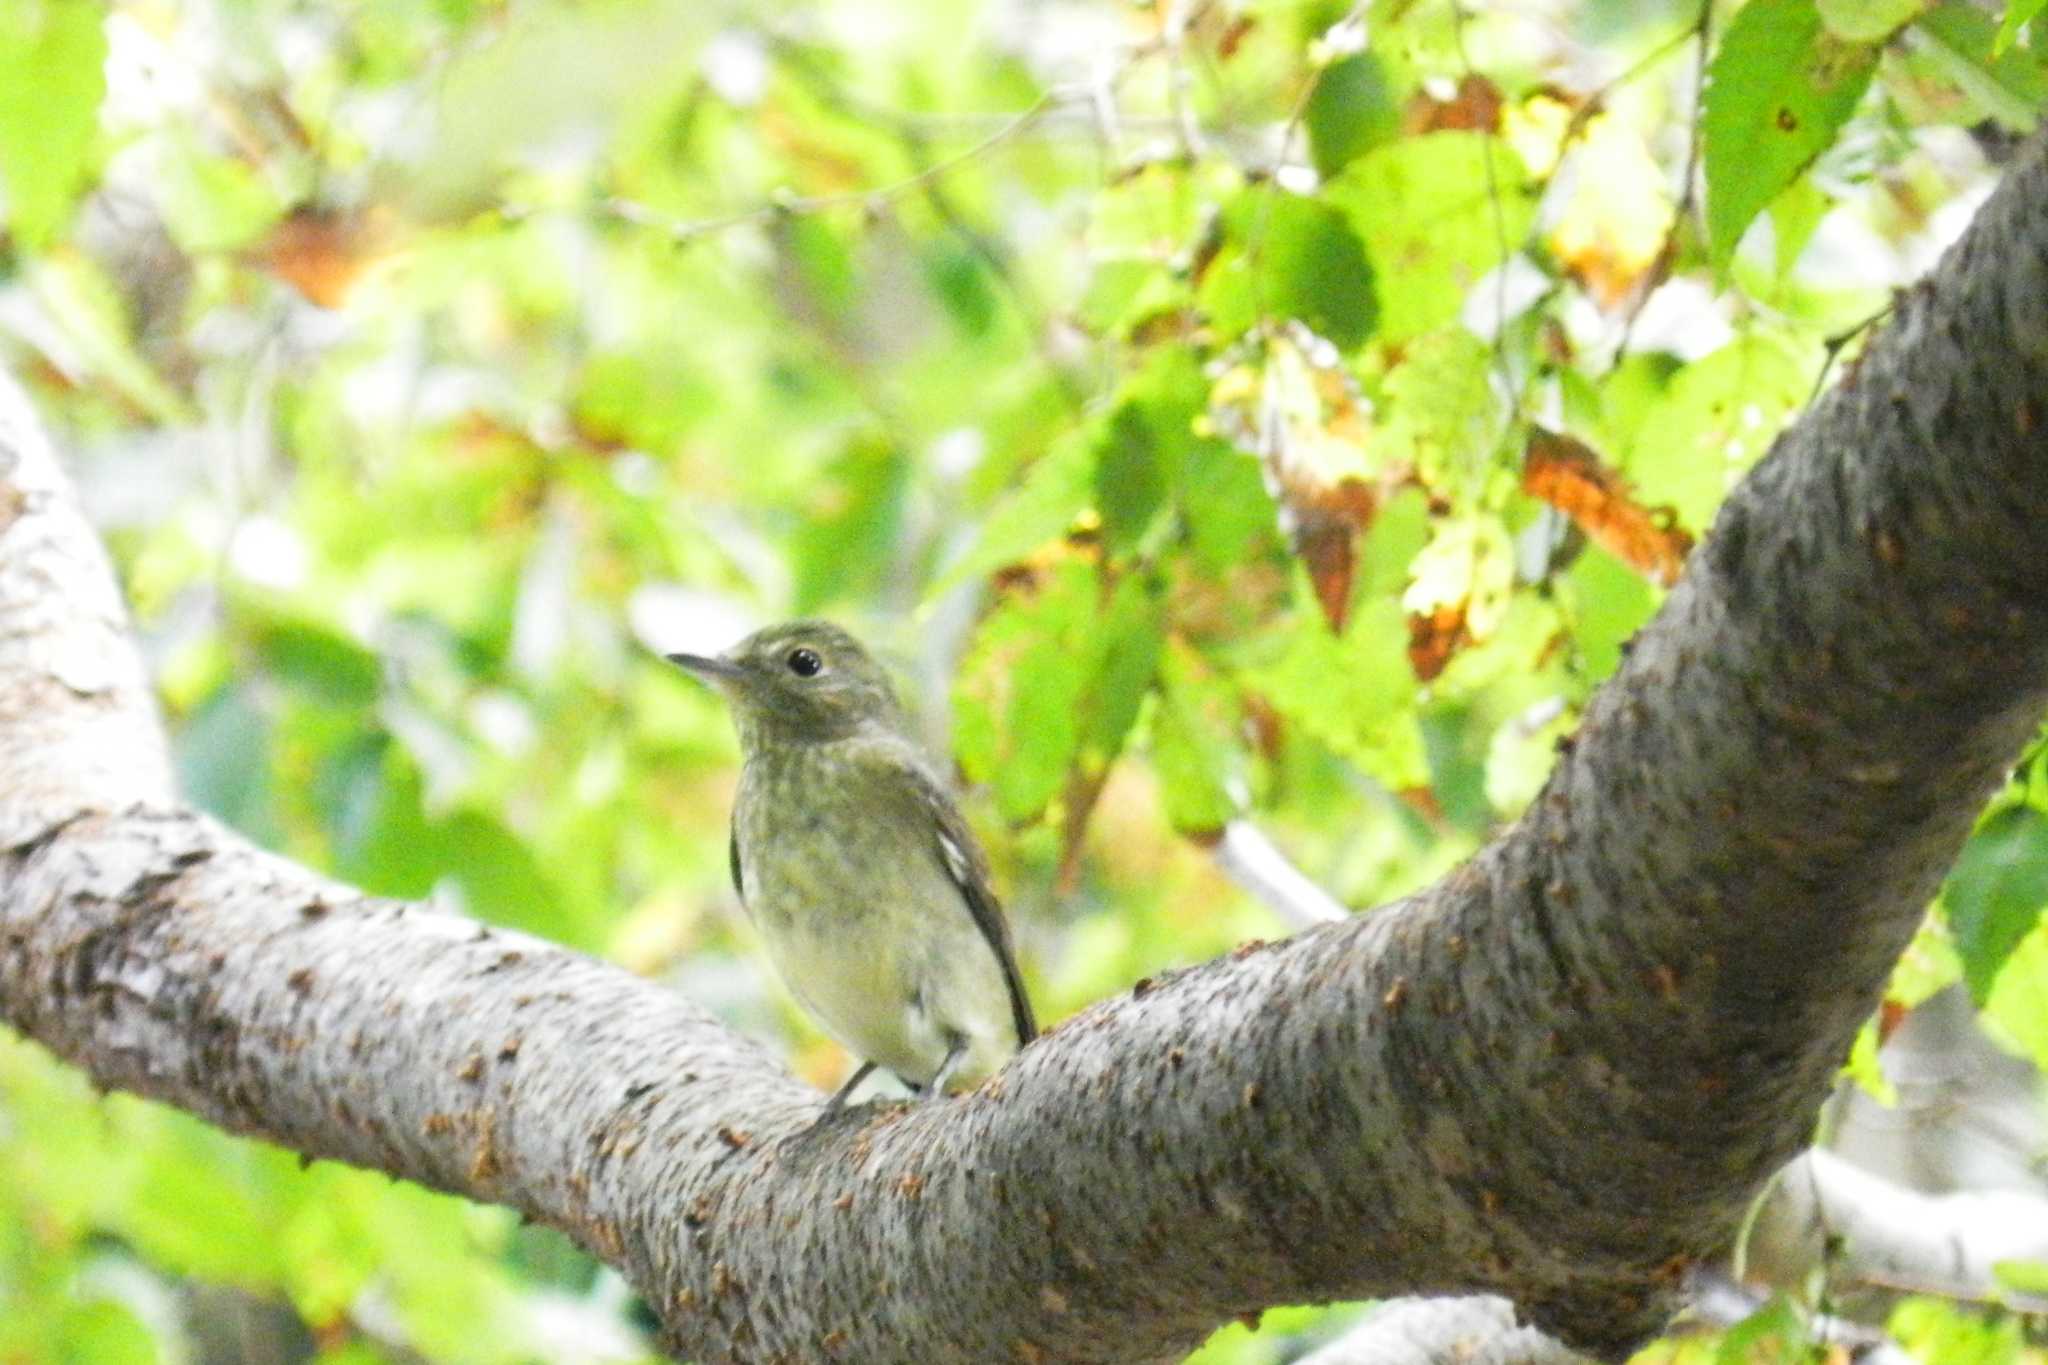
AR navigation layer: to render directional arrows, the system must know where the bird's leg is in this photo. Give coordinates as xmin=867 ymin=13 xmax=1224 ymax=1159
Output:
xmin=927 ymin=1037 xmax=969 ymax=1098
xmin=823 ymin=1060 xmax=879 ymax=1113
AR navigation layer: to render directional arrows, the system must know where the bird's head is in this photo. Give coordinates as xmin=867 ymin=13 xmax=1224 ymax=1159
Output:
xmin=667 ymin=620 xmax=905 ymax=751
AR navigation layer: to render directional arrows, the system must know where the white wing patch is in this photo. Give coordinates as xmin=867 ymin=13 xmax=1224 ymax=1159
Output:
xmin=937 ymin=826 xmax=974 ymax=890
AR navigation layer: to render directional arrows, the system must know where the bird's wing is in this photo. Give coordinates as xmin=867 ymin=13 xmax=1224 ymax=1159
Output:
xmin=896 ymin=757 xmax=1038 ymax=1047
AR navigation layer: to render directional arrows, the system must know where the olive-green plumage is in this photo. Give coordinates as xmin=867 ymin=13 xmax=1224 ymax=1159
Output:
xmin=668 ymin=621 xmax=1035 ymax=1107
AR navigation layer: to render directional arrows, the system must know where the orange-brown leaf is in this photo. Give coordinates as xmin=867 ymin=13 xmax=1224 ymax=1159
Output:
xmin=1407 ymin=601 xmax=1470 ymax=682
xmin=257 ymin=207 xmax=382 ymax=308
xmin=1403 ymin=75 xmax=1504 ymax=135
xmin=1522 ymin=428 xmax=1693 ymax=586
xmin=1288 ymin=478 xmax=1376 ymax=633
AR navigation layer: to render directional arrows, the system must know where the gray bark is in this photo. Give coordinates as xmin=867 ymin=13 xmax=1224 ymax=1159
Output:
xmin=3 ymin=130 xmax=2047 ymax=1364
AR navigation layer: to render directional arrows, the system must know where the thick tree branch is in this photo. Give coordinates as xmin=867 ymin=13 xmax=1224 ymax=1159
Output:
xmin=3 ymin=128 xmax=2047 ymax=1363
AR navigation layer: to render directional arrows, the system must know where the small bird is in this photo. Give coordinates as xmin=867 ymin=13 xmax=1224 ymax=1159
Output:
xmin=668 ymin=620 xmax=1036 ymax=1109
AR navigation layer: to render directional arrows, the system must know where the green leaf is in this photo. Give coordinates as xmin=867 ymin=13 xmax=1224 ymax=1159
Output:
xmin=1842 ymin=1014 xmax=1898 ymax=1104
xmin=1198 ymin=189 xmax=1377 ymax=350
xmin=1770 ymin=176 xmax=1833 ymax=276
xmin=1626 ymin=330 xmax=1814 ymax=530
xmin=1080 ymin=573 xmax=1166 ymax=768
xmin=1323 ymin=132 xmax=1533 ymax=343
xmin=1178 ymin=442 xmax=1279 ymax=573
xmin=1305 ymin=53 xmax=1400 ymax=180
xmin=1245 ymin=594 xmax=1425 ymax=790
xmin=1995 ymin=0 xmax=2047 ymax=54
xmin=1817 ymin=0 xmax=1925 ymax=42
xmin=1992 ymin=1257 xmax=2048 ymax=1295
xmin=1096 ymin=404 xmax=1172 ymax=554
xmin=1562 ymin=546 xmax=1657 ymax=684
xmin=779 ymin=214 xmax=858 ymax=319
xmin=252 ymin=617 xmax=382 ymax=707
xmin=1702 ymin=0 xmax=1878 ymax=274
xmin=1888 ymin=1295 xmax=2025 ymax=1365
xmin=29 ymin=249 xmax=195 ymax=423
xmin=954 ymin=559 xmax=1098 ymax=822
xmin=1483 ymin=697 xmax=1575 ymax=818
xmin=438 ymin=810 xmax=569 ymax=940
xmin=930 ymin=429 xmax=1095 ymax=598
xmin=1914 ymin=1 xmax=2048 ymax=131
xmin=1985 ymin=919 xmax=2048 ymax=1070
xmin=790 ymin=438 xmax=910 ymax=612
xmin=1097 ymin=348 xmax=1211 ymax=554
xmin=1715 ymin=1294 xmax=1805 ymax=1365
xmin=0 ymin=0 xmax=106 ymax=248
xmin=1375 ymin=329 xmax=1501 ymax=488
xmin=53 ymin=1299 xmax=155 ymax=1365
xmin=1150 ymin=646 xmax=1241 ymax=836
xmin=1942 ymin=804 xmax=2048 ymax=1002
xmin=152 ymin=135 xmax=286 ymax=253
xmin=924 ymin=238 xmax=1000 ymax=337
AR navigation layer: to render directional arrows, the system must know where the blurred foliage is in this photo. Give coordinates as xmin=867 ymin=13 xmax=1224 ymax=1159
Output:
xmin=2 ymin=0 xmax=2047 ymax=1360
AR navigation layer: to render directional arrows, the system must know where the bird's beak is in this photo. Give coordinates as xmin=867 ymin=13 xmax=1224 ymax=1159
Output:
xmin=666 ymin=652 xmax=746 ymax=687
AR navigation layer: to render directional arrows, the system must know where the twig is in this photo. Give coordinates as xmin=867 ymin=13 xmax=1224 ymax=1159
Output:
xmin=1211 ymin=820 xmax=1350 ymax=927
xmin=1614 ymin=0 xmax=1715 ymax=357
xmin=1450 ymin=0 xmax=1524 ymax=424
xmin=601 ymin=87 xmax=1072 ymax=245
xmin=1805 ymin=304 xmax=1892 ymax=405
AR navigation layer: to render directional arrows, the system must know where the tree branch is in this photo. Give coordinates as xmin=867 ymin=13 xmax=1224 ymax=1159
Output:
xmin=4 ymin=127 xmax=2048 ymax=1364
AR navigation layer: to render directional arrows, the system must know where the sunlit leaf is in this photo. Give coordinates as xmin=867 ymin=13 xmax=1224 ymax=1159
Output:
xmin=1562 ymin=547 xmax=1657 ymax=684
xmin=1197 ymin=188 xmax=1377 ymax=350
xmin=790 ymin=438 xmax=910 ymax=611
xmin=1305 ymin=53 xmax=1400 ymax=179
xmin=0 ymin=0 xmax=105 ymax=248
xmin=28 ymin=250 xmax=195 ymax=423
xmin=1625 ymin=330 xmax=1813 ymax=530
xmin=1714 ymin=1294 xmax=1806 ymax=1364
xmin=1245 ymin=594 xmax=1424 ymax=790
xmin=1943 ymin=804 xmax=2048 ymax=1002
xmin=1324 ymin=132 xmax=1534 ymax=342
xmin=1913 ymin=1 xmax=2048 ymax=131
xmin=1983 ymin=911 xmax=2048 ymax=1073
xmin=1888 ymin=1293 xmax=2027 ymax=1365
xmin=153 ymin=136 xmax=287 ymax=254
xmin=1546 ymin=114 xmax=1672 ymax=308
xmin=930 ymin=430 xmax=1096 ymax=599
xmin=1841 ymin=1014 xmax=1899 ymax=1104
xmin=954 ymin=558 xmax=1098 ymax=822
xmin=1995 ymin=0 xmax=2047 ymax=53
xmin=1151 ymin=643 xmax=1241 ymax=837
xmin=1817 ymin=0 xmax=1927 ymax=42
xmin=1702 ymin=0 xmax=1878 ymax=274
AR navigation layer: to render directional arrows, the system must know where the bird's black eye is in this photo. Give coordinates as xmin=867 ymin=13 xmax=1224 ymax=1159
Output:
xmin=786 ymin=647 xmax=823 ymax=677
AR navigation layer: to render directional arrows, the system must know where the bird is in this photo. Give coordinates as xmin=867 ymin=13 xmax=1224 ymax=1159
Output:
xmin=667 ymin=620 xmax=1036 ymax=1110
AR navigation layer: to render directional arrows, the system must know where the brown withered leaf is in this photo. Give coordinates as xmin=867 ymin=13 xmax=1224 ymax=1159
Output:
xmin=1206 ymin=336 xmax=1386 ymax=632
xmin=1522 ymin=427 xmax=1693 ymax=587
xmin=1407 ymin=601 xmax=1471 ymax=683
xmin=1403 ymin=74 xmax=1504 ymax=136
xmin=256 ymin=207 xmax=386 ymax=308
xmin=1290 ymin=478 xmax=1376 ymax=633
xmin=1396 ymin=786 xmax=1445 ymax=825
xmin=1877 ymin=998 xmax=1909 ymax=1045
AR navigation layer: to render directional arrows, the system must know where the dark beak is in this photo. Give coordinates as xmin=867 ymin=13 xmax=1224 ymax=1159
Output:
xmin=666 ymin=652 xmax=745 ymax=684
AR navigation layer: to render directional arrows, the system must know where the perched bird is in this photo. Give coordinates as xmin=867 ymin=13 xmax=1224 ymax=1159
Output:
xmin=668 ymin=621 xmax=1036 ymax=1109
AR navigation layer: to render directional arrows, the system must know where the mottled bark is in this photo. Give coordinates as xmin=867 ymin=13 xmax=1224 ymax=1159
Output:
xmin=2 ymin=133 xmax=2046 ymax=1364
